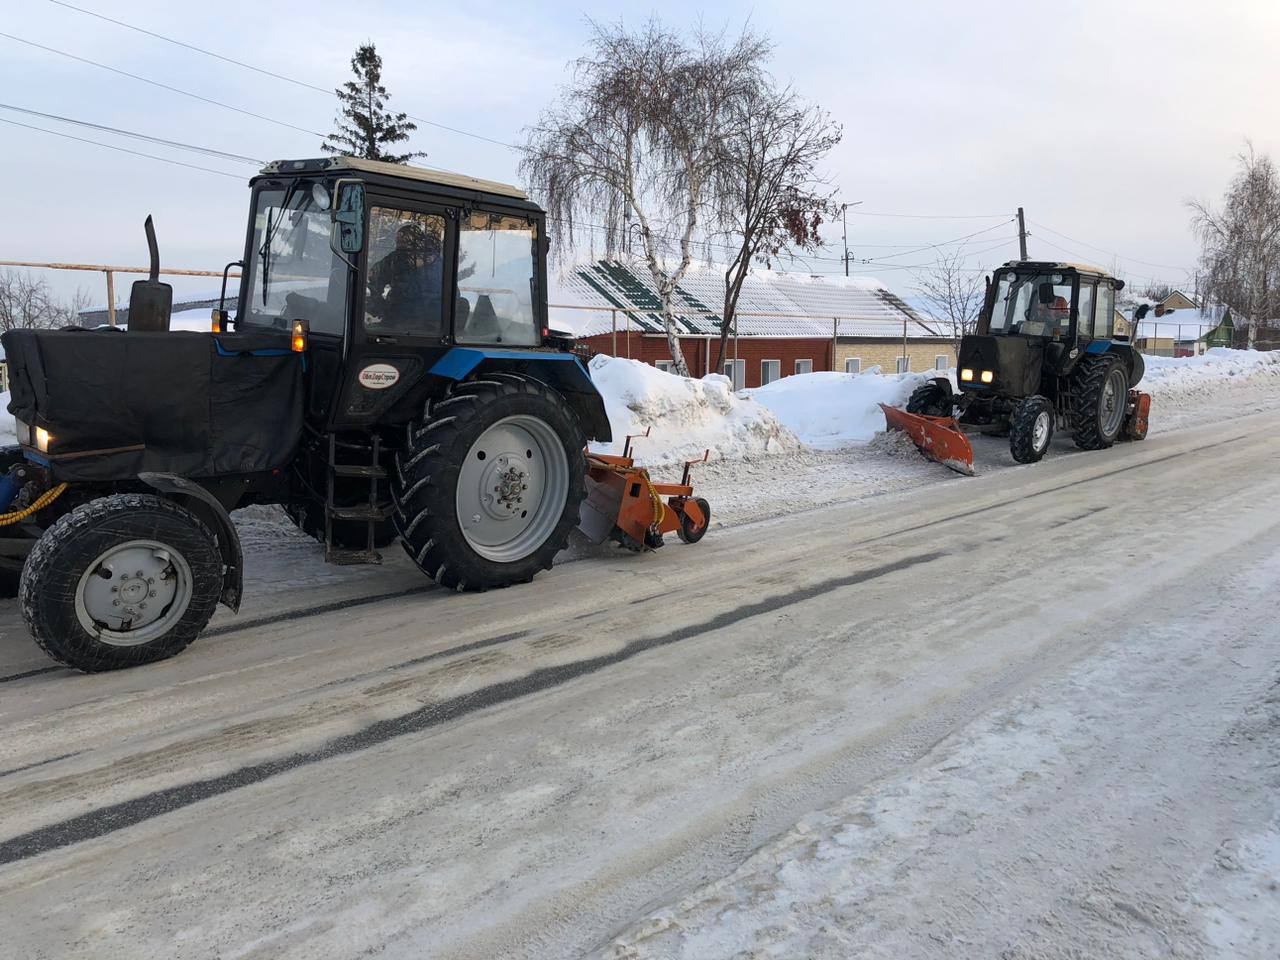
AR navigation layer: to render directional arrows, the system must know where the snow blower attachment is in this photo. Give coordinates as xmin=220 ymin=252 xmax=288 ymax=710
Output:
xmin=879 ymin=404 xmax=975 ymax=476
xmin=579 ymin=429 xmax=711 ymax=551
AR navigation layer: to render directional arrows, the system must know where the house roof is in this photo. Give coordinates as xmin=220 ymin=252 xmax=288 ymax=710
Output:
xmin=551 ymin=260 xmax=945 ymax=339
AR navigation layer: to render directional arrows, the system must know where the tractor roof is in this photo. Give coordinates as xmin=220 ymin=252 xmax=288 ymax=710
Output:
xmin=258 ymin=157 xmax=529 ymax=201
xmin=1002 ymin=259 xmax=1114 ymax=278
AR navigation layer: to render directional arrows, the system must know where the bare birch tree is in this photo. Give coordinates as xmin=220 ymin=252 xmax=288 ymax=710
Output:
xmin=522 ymin=19 xmax=768 ymax=375
xmin=1190 ymin=144 xmax=1280 ymax=349
xmin=712 ymin=82 xmax=840 ymax=370
xmin=0 ymin=270 xmax=91 ymax=332
xmin=913 ymin=248 xmax=986 ymax=345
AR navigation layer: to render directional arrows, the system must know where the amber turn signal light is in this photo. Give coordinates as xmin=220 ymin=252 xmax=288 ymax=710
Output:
xmin=291 ymin=319 xmax=307 ymax=353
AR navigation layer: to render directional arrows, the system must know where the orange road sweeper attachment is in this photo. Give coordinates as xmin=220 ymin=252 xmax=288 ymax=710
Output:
xmin=578 ymin=430 xmax=711 ymax=551
xmin=879 ymin=403 xmax=976 ymax=476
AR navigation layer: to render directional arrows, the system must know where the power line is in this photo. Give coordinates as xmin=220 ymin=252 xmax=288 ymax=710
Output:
xmin=1027 ymin=234 xmax=1184 ymax=287
xmin=0 ymin=30 xmax=327 ymax=138
xmin=0 ymin=102 xmax=263 ymax=164
xmin=1027 ymin=219 xmax=1192 ymax=272
xmin=854 ymin=218 xmax=1016 ymax=263
xmin=41 ymin=0 xmax=523 ymax=151
xmin=841 ymin=209 xmax=1011 ymax=220
xmin=0 ymin=116 xmax=245 ymax=179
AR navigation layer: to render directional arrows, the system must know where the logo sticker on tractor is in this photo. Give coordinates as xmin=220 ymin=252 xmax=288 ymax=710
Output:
xmin=358 ymin=363 xmax=400 ymax=390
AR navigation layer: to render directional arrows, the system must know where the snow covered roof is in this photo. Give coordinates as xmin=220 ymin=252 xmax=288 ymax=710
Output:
xmin=551 ymin=260 xmax=944 ymax=339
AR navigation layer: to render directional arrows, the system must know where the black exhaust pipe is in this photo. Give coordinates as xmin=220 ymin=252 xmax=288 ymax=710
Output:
xmin=126 ymin=215 xmax=173 ymax=332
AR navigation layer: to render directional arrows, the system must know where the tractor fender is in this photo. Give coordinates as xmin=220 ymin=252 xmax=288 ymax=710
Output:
xmin=137 ymin=472 xmax=243 ymax=612
xmin=429 ymin=348 xmax=612 ymax=443
xmin=1084 ymin=341 xmax=1145 ymax=388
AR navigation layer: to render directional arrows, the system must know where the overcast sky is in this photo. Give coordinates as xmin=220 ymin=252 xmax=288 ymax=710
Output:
xmin=3 ymin=0 xmax=1277 ymax=307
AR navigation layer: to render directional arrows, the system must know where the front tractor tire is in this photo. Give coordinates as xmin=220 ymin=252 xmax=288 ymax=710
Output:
xmin=1009 ymin=395 xmax=1055 ymax=464
xmin=393 ymin=375 xmax=587 ymax=591
xmin=20 ymin=494 xmax=223 ymax=672
xmin=906 ymin=379 xmax=954 ymax=418
xmin=1071 ymin=356 xmax=1130 ymax=450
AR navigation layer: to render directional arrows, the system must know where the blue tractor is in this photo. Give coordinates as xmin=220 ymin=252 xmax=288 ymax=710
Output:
xmin=0 ymin=158 xmax=622 ymax=671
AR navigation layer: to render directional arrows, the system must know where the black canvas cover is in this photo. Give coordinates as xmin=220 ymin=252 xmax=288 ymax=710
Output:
xmin=3 ymin=328 xmax=304 ymax=482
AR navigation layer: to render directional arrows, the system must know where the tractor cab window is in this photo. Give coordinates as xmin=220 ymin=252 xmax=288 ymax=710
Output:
xmin=1077 ymin=281 xmax=1096 ymax=339
xmin=242 ymin=182 xmax=348 ymax=335
xmin=364 ymin=208 xmax=447 ymax=338
xmin=1095 ymin=282 xmax=1116 ymax=339
xmin=990 ymin=272 xmax=1073 ymax=338
xmin=455 ymin=212 xmax=539 ymax=346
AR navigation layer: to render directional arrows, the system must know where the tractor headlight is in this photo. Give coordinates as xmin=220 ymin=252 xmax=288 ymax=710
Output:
xmin=980 ymin=370 xmax=994 ymax=384
xmin=960 ymin=368 xmax=974 ymax=381
xmin=35 ymin=427 xmax=52 ymax=452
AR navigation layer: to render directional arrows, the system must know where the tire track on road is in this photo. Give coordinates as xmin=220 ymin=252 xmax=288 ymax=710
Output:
xmin=0 ymin=550 xmax=944 ymax=866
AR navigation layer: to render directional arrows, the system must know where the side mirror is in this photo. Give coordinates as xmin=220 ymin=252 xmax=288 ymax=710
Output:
xmin=331 ymin=179 xmax=365 ymax=257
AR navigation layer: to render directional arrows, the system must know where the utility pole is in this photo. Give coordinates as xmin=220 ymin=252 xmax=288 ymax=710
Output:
xmin=841 ymin=201 xmax=863 ymax=276
xmin=1017 ymin=207 xmax=1029 ymax=261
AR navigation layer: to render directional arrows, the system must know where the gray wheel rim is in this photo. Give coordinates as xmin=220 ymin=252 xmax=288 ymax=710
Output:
xmin=455 ymin=414 xmax=569 ymax=563
xmin=1033 ymin=410 xmax=1052 ymax=451
xmin=74 ymin=539 xmax=193 ymax=646
xmin=1100 ymin=370 xmax=1126 ymax=436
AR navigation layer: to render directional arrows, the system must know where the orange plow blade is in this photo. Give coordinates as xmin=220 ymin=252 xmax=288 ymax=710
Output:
xmin=879 ymin=403 xmax=975 ymax=476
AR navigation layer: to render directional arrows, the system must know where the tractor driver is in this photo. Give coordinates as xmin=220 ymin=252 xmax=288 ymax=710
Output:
xmin=1026 ymin=282 xmax=1069 ymax=336
xmin=366 ymin=222 xmax=444 ymax=334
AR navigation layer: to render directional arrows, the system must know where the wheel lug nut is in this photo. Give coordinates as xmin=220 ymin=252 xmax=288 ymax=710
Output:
xmin=112 ymin=599 xmax=120 ymax=606
xmin=148 ymin=591 xmax=156 ymax=597
xmin=111 ymin=586 xmax=118 ymax=593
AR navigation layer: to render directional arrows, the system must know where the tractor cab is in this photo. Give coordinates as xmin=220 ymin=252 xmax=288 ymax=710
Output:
xmin=958 ymin=261 xmax=1127 ymax=397
xmin=228 ymin=157 xmax=559 ymax=433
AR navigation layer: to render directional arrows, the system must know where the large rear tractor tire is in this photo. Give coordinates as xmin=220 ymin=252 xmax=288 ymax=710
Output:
xmin=1009 ymin=395 xmax=1054 ymax=464
xmin=906 ymin=379 xmax=954 ymax=417
xmin=19 ymin=494 xmax=223 ymax=671
xmin=392 ymin=375 xmax=587 ymax=591
xmin=1071 ymin=356 xmax=1129 ymax=450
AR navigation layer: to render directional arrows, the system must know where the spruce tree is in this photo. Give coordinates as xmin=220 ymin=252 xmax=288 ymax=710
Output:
xmin=322 ymin=43 xmax=423 ymax=163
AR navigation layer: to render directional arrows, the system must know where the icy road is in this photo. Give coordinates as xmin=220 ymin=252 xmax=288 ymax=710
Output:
xmin=1 ymin=409 xmax=1278 ymax=958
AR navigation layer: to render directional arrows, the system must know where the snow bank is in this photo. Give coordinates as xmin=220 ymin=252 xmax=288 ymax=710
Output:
xmin=1143 ymin=348 xmax=1280 ymax=393
xmin=0 ymin=391 xmax=13 ymax=444
xmin=745 ymin=369 xmax=950 ymax=449
xmin=588 ymin=355 xmax=801 ymax=465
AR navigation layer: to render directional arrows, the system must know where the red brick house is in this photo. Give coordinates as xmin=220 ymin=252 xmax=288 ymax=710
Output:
xmin=551 ymin=260 xmax=949 ymax=388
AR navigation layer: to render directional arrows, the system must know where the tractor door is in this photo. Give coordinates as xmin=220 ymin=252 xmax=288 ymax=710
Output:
xmin=330 ymin=196 xmax=458 ymax=429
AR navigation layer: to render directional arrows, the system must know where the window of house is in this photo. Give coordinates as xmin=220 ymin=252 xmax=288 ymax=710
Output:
xmin=760 ymin=359 xmax=781 ymax=385
xmin=896 ymin=356 xmax=911 ymax=374
xmin=844 ymin=357 xmax=861 ymax=374
xmin=656 ymin=360 xmax=674 ymax=373
xmin=794 ymin=358 xmax=813 ymax=375
xmin=934 ymin=355 xmax=948 ymax=370
xmin=722 ymin=359 xmax=745 ymax=390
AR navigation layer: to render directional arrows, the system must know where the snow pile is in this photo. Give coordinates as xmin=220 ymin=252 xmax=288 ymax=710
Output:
xmin=745 ymin=369 xmax=950 ymax=449
xmin=588 ymin=355 xmax=801 ymax=465
xmin=1143 ymin=348 xmax=1280 ymax=396
xmin=0 ymin=391 xmax=14 ymax=444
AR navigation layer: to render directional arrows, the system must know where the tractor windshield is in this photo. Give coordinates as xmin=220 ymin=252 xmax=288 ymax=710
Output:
xmin=240 ymin=182 xmax=347 ymax=336
xmin=988 ymin=271 xmax=1073 ymax=338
